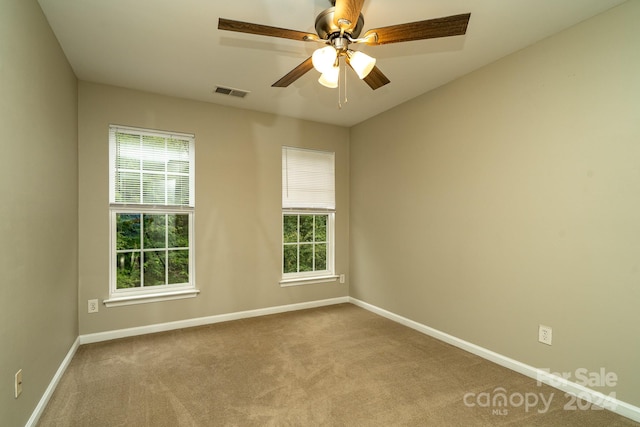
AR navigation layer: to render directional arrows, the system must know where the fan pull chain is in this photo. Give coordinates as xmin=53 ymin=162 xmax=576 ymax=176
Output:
xmin=337 ymin=57 xmax=348 ymax=110
xmin=343 ymin=61 xmax=348 ymax=104
xmin=337 ymin=57 xmax=343 ymax=109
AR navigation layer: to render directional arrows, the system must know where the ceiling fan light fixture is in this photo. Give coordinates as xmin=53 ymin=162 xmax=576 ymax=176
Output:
xmin=348 ymin=50 xmax=376 ymax=79
xmin=318 ymin=65 xmax=340 ymax=88
xmin=312 ymin=46 xmax=338 ymax=74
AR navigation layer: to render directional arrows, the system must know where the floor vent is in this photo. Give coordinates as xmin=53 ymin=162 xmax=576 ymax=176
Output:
xmin=214 ymin=86 xmax=249 ymax=98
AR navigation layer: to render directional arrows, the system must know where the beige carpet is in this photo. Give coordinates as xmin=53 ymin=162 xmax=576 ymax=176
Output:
xmin=38 ymin=304 xmax=638 ymax=426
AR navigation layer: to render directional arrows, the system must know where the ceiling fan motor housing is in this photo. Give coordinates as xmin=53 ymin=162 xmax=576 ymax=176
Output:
xmin=315 ymin=7 xmax=365 ymax=40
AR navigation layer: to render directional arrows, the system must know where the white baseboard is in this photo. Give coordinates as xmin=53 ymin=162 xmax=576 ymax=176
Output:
xmin=26 ymin=336 xmax=80 ymax=427
xmin=349 ymin=297 xmax=640 ymax=423
xmin=79 ymin=296 xmax=350 ymax=344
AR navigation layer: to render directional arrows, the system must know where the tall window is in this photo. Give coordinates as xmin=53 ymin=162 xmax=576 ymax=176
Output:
xmin=107 ymin=125 xmax=197 ymax=305
xmin=281 ymin=146 xmax=335 ymax=284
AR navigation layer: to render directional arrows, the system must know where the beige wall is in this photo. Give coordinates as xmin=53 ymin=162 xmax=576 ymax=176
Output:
xmin=4 ymin=0 xmax=638 ymax=422
xmin=78 ymin=82 xmax=349 ymax=335
xmin=0 ymin=0 xmax=78 ymax=425
xmin=350 ymin=1 xmax=640 ymax=407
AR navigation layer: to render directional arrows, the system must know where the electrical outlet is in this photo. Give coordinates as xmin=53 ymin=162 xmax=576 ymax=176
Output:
xmin=15 ymin=369 xmax=22 ymax=398
xmin=538 ymin=324 xmax=552 ymax=345
xmin=88 ymin=299 xmax=99 ymax=314
xmin=339 ymin=274 xmax=345 ymax=284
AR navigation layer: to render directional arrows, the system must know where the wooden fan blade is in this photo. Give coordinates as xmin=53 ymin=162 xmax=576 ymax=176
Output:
xmin=218 ymin=18 xmax=315 ymax=42
xmin=272 ymin=57 xmax=314 ymax=87
xmin=362 ymin=66 xmax=390 ymax=90
xmin=363 ymin=13 xmax=470 ymax=45
xmin=333 ymin=0 xmax=365 ymax=31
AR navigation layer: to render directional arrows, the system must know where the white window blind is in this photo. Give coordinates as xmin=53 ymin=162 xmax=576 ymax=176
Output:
xmin=282 ymin=146 xmax=335 ymax=210
xmin=110 ymin=126 xmax=194 ymax=207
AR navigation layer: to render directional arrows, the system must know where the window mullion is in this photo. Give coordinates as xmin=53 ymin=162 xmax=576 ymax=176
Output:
xmin=312 ymin=215 xmax=316 ymax=271
xmin=138 ymin=135 xmax=144 ymax=204
xmin=140 ymin=213 xmax=145 ymax=288
xmin=165 ymin=214 xmax=169 ymax=285
xmin=296 ymin=214 xmax=301 ymax=273
xmin=164 ymin=137 xmax=168 ymax=206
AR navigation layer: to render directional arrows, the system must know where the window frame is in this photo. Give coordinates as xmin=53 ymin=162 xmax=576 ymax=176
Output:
xmin=280 ymin=210 xmax=336 ymax=286
xmin=280 ymin=146 xmax=337 ymax=286
xmin=105 ymin=125 xmax=198 ymax=307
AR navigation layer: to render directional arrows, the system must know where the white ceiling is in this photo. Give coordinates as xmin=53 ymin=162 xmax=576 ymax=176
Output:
xmin=38 ymin=0 xmax=627 ymax=127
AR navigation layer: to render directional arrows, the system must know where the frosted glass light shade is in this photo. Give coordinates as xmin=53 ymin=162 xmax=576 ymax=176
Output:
xmin=349 ymin=51 xmax=376 ymax=79
xmin=312 ymin=46 xmax=338 ymax=74
xmin=318 ymin=66 xmax=339 ymax=88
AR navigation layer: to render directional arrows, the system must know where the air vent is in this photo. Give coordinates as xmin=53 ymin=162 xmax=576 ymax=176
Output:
xmin=214 ymin=86 xmax=249 ymax=98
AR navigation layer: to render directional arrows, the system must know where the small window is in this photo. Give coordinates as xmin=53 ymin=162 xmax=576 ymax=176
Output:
xmin=106 ymin=125 xmax=198 ymax=306
xmin=281 ymin=147 xmax=336 ymax=285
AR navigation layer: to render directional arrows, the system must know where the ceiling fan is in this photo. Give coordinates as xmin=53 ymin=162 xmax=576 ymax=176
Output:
xmin=218 ymin=0 xmax=470 ymax=90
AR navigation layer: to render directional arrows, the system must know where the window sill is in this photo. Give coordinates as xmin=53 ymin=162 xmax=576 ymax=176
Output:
xmin=279 ymin=275 xmax=339 ymax=287
xmin=104 ymin=289 xmax=200 ymax=307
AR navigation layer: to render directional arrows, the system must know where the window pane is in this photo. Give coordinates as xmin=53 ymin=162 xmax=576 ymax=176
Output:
xmin=116 ymin=251 xmax=141 ymax=289
xmin=168 ymin=214 xmax=189 ymax=248
xmin=144 ymin=251 xmax=166 ymax=286
xmin=142 ymin=158 xmax=164 ymax=172
xmin=299 ymin=244 xmax=313 ymax=272
xmin=283 ymin=215 xmax=298 ymax=243
xmin=116 ymin=133 xmax=140 ymax=170
xmin=167 ymin=138 xmax=190 ymax=172
xmin=116 ymin=214 xmax=140 ymax=250
xmin=142 ymin=173 xmax=165 ymax=204
xmin=144 ymin=214 xmax=166 ymax=249
xmin=142 ymin=136 xmax=165 ymax=172
xmin=168 ymin=160 xmax=189 ymax=174
xmin=116 ymin=171 xmax=141 ymax=203
xmin=283 ymin=245 xmax=298 ymax=274
xmin=300 ymin=215 xmax=314 ymax=243
xmin=168 ymin=250 xmax=189 ymax=284
xmin=167 ymin=175 xmax=189 ymax=205
xmin=315 ymin=243 xmax=327 ymax=270
xmin=315 ymin=215 xmax=327 ymax=242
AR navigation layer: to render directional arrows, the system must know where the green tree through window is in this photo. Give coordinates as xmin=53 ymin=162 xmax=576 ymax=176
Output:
xmin=283 ymin=214 xmax=329 ymax=275
xmin=116 ymin=213 xmax=190 ymax=289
